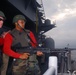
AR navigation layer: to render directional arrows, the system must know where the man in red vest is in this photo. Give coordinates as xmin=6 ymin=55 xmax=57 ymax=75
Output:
xmin=3 ymin=14 xmax=43 ymax=75
xmin=0 ymin=11 xmax=10 ymax=75
xmin=0 ymin=11 xmax=6 ymax=47
xmin=0 ymin=10 xmax=6 ymax=75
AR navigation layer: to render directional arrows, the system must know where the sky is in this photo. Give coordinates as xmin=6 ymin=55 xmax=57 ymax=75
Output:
xmin=40 ymin=0 xmax=76 ymax=48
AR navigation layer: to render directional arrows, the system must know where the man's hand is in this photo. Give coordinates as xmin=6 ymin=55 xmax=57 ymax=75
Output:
xmin=36 ymin=51 xmax=43 ymax=56
xmin=19 ymin=53 xmax=30 ymax=60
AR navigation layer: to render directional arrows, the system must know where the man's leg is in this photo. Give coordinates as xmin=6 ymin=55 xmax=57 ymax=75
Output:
xmin=6 ymin=57 xmax=13 ymax=75
xmin=12 ymin=59 xmax=28 ymax=75
xmin=0 ymin=50 xmax=3 ymax=74
xmin=1 ymin=53 xmax=9 ymax=75
xmin=26 ymin=61 xmax=41 ymax=75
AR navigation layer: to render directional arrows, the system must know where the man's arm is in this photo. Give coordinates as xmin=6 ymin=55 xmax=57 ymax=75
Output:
xmin=30 ymin=31 xmax=43 ymax=56
xmin=3 ymin=33 xmax=21 ymax=58
xmin=30 ymin=31 xmax=38 ymax=47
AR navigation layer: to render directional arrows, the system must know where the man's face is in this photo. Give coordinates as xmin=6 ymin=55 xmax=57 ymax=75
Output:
xmin=17 ymin=20 xmax=25 ymax=29
xmin=0 ymin=16 xmax=4 ymax=28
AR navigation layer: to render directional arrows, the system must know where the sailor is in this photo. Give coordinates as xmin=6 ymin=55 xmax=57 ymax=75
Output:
xmin=0 ymin=11 xmax=10 ymax=75
xmin=0 ymin=11 xmax=6 ymax=47
xmin=3 ymin=14 xmax=43 ymax=75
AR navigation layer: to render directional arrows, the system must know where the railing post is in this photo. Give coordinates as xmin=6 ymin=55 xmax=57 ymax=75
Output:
xmin=43 ymin=56 xmax=58 ymax=75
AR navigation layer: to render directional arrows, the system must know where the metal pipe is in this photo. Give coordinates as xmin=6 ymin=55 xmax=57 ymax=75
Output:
xmin=43 ymin=56 xmax=58 ymax=75
xmin=49 ymin=56 xmax=58 ymax=75
xmin=43 ymin=67 xmax=55 ymax=75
